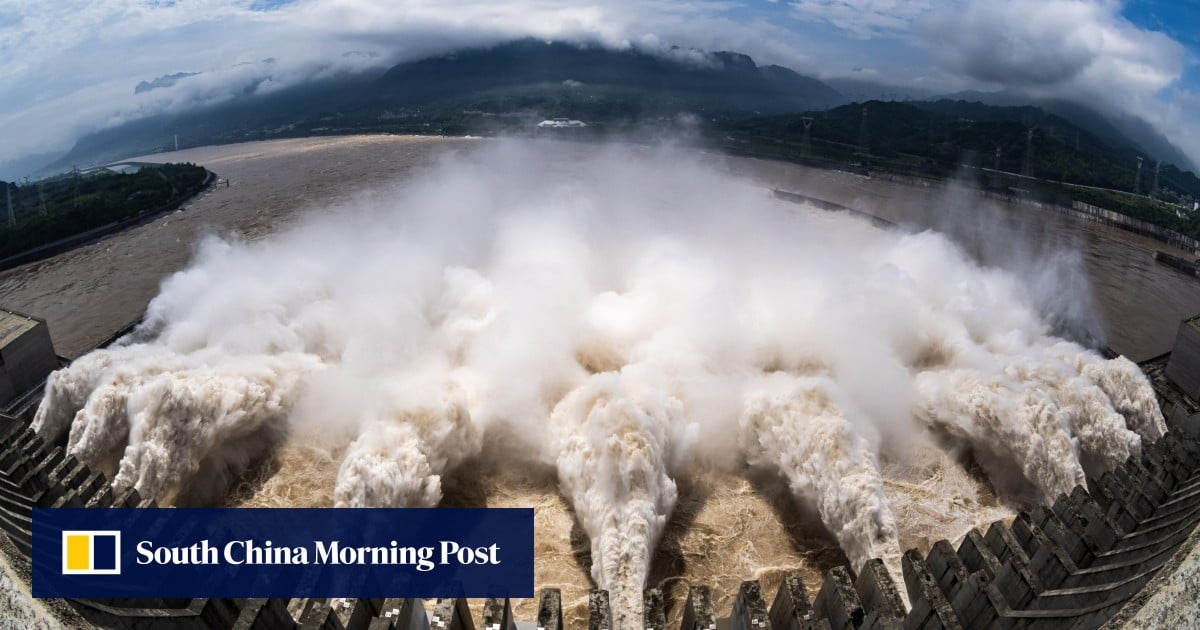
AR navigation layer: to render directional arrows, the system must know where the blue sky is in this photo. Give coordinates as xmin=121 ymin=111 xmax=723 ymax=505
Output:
xmin=1123 ymin=0 xmax=1200 ymax=88
xmin=0 ymin=0 xmax=1197 ymax=176
xmin=1124 ymin=0 xmax=1200 ymax=48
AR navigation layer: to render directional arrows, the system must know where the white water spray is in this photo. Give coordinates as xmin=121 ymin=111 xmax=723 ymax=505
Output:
xmin=740 ymin=373 xmax=903 ymax=588
xmin=551 ymin=371 xmax=683 ymax=630
xmin=31 ymin=140 xmax=1166 ymax=626
xmin=334 ymin=381 xmax=479 ymax=508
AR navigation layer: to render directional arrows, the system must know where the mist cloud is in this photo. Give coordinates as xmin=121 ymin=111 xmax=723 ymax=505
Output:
xmin=32 ymin=140 xmax=1164 ymax=625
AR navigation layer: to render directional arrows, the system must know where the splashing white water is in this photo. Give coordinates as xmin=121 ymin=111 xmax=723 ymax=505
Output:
xmin=334 ymin=380 xmax=479 ymax=507
xmin=1051 ymin=344 xmax=1166 ymax=440
xmin=33 ymin=345 xmax=164 ymax=443
xmin=43 ymin=350 xmax=323 ymax=504
xmin=551 ymin=371 xmax=683 ymax=630
xmin=32 ymin=140 xmax=1165 ymax=626
xmin=740 ymin=373 xmax=903 ymax=590
xmin=111 ymin=354 xmax=321 ymax=503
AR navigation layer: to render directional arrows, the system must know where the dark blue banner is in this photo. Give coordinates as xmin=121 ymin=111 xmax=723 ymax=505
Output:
xmin=33 ymin=508 xmax=534 ymax=598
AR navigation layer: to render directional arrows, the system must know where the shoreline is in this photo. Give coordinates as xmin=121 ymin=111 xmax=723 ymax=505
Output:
xmin=0 ymin=169 xmax=218 ymax=273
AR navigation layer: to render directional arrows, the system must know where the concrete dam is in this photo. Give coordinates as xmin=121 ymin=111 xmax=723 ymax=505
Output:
xmin=0 ymin=307 xmax=1198 ymax=629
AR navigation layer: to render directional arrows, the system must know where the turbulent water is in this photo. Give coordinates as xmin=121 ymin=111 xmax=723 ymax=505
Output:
xmin=0 ymin=564 xmax=60 ymax=630
xmin=741 ymin=374 xmax=904 ymax=592
xmin=29 ymin=140 xmax=1167 ymax=626
xmin=551 ymin=372 xmax=683 ymax=628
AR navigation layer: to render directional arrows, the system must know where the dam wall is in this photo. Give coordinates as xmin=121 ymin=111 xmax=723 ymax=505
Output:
xmin=0 ymin=412 xmax=1196 ymax=628
xmin=1 ymin=397 xmax=1197 ymax=628
xmin=0 ymin=318 xmax=1197 ymax=628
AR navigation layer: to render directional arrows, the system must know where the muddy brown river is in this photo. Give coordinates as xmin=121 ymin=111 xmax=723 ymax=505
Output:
xmin=1 ymin=135 xmax=1196 ymax=625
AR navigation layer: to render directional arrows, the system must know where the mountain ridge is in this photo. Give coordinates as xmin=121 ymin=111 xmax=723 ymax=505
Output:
xmin=25 ymin=39 xmax=1196 ymax=187
xmin=940 ymin=89 xmax=1197 ymax=172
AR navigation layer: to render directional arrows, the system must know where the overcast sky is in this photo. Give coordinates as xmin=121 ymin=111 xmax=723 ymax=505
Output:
xmin=0 ymin=0 xmax=1197 ymax=176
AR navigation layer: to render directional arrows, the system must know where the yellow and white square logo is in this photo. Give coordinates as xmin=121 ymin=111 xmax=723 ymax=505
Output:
xmin=62 ymin=531 xmax=121 ymax=575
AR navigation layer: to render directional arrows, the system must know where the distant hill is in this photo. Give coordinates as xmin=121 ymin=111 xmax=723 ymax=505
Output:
xmin=716 ymin=99 xmax=1200 ymax=237
xmin=723 ymin=99 xmax=1199 ymax=194
xmin=37 ymin=39 xmax=1196 ymax=198
xmin=0 ymin=150 xmax=65 ymax=182
xmin=377 ymin=39 xmax=845 ymax=113
xmin=45 ymin=72 xmax=382 ymax=174
xmin=906 ymin=100 xmax=1199 ymax=196
xmin=823 ymin=77 xmax=938 ymax=103
xmin=941 ymin=90 xmax=1197 ymax=173
xmin=0 ymin=163 xmax=209 ymax=266
xmin=45 ymin=40 xmax=845 ymax=172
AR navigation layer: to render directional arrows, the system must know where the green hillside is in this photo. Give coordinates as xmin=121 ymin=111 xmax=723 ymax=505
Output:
xmin=0 ymin=163 xmax=208 ymax=261
xmin=714 ymin=100 xmax=1200 ymax=238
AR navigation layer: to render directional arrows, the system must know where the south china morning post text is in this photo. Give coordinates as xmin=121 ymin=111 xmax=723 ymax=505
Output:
xmin=32 ymin=507 xmax=534 ymax=599
xmin=134 ymin=538 xmax=501 ymax=570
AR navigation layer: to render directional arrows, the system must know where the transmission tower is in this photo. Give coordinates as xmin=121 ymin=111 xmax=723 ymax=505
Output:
xmin=72 ymin=165 xmax=81 ymax=208
xmin=857 ymin=105 xmax=870 ymax=157
xmin=1152 ymin=160 xmax=1161 ymax=199
xmin=800 ymin=117 xmax=814 ymax=157
xmin=1134 ymin=156 xmax=1143 ymax=194
xmin=4 ymin=181 xmax=13 ymax=227
xmin=1021 ymin=128 xmax=1034 ymax=177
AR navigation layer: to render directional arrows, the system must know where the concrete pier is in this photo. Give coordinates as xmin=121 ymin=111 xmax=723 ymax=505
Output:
xmin=679 ymin=587 xmax=715 ymax=630
xmin=643 ymin=589 xmax=666 ymax=630
xmin=770 ymin=574 xmax=828 ymax=630
xmin=481 ymin=598 xmax=514 ymax=630
xmin=430 ymin=598 xmax=473 ymax=630
xmin=537 ymin=589 xmax=562 ymax=630
xmin=729 ymin=581 xmax=769 ymax=630
xmin=587 ymin=590 xmax=612 ymax=630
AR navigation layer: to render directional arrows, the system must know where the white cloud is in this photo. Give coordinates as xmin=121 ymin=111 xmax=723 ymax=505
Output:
xmin=1155 ymin=87 xmax=1200 ymax=172
xmin=0 ymin=0 xmax=1196 ymax=173
xmin=780 ymin=0 xmax=1198 ymax=168
xmin=918 ymin=0 xmax=1193 ymax=166
xmin=787 ymin=0 xmax=934 ymax=38
xmin=0 ymin=0 xmax=818 ymax=171
xmin=920 ymin=0 xmax=1183 ymax=90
